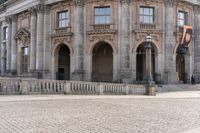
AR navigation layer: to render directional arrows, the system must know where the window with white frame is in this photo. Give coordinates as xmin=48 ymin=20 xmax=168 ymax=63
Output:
xmin=139 ymin=7 xmax=154 ymax=24
xmin=178 ymin=11 xmax=188 ymax=26
xmin=94 ymin=7 xmax=111 ymax=24
xmin=58 ymin=11 xmax=68 ymax=28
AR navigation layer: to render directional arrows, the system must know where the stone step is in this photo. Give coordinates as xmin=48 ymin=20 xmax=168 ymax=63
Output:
xmin=156 ymin=84 xmax=200 ymax=92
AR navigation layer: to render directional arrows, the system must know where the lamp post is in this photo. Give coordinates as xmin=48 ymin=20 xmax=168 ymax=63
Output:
xmin=145 ymin=34 xmax=154 ymax=85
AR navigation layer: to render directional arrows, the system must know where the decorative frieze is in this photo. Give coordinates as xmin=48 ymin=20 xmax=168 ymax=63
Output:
xmin=52 ymin=37 xmax=72 ymax=45
xmin=87 ymin=30 xmax=116 ymax=42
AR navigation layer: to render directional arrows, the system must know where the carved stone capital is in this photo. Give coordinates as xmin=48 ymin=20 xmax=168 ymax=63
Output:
xmin=5 ymin=15 xmax=17 ymax=23
xmin=45 ymin=5 xmax=51 ymax=14
xmin=120 ymin=0 xmax=130 ymax=4
xmin=5 ymin=16 xmax=12 ymax=23
xmin=73 ymin=0 xmax=84 ymax=7
xmin=164 ymin=0 xmax=177 ymax=7
xmin=35 ymin=4 xmax=45 ymax=13
xmin=194 ymin=5 xmax=200 ymax=14
xmin=28 ymin=7 xmax=37 ymax=16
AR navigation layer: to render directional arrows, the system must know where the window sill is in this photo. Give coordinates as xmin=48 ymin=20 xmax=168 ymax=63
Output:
xmin=54 ymin=27 xmax=71 ymax=33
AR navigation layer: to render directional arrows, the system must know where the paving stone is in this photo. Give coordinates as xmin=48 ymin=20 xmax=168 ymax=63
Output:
xmin=0 ymin=96 xmax=200 ymax=133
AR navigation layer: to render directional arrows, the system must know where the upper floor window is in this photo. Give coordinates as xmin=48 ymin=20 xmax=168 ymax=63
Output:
xmin=94 ymin=7 xmax=111 ymax=24
xmin=3 ymin=26 xmax=8 ymax=40
xmin=58 ymin=11 xmax=68 ymax=28
xmin=140 ymin=7 xmax=154 ymax=24
xmin=178 ymin=11 xmax=188 ymax=26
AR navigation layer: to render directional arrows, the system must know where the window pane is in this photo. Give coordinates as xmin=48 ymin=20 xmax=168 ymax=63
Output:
xmin=143 ymin=16 xmax=150 ymax=23
xmin=106 ymin=8 xmax=110 ymax=14
xmin=106 ymin=16 xmax=110 ymax=24
xmin=149 ymin=9 xmax=153 ymax=15
xmin=143 ymin=8 xmax=149 ymax=15
xmin=140 ymin=8 xmax=143 ymax=15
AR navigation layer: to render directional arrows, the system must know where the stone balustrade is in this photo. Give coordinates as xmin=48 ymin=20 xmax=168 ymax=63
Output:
xmin=0 ymin=78 xmax=148 ymax=95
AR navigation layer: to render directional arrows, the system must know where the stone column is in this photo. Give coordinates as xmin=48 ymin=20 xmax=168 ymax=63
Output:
xmin=163 ymin=0 xmax=178 ymax=84
xmin=72 ymin=0 xmax=84 ymax=80
xmin=5 ymin=17 xmax=12 ymax=73
xmin=194 ymin=5 xmax=200 ymax=83
xmin=10 ymin=15 xmax=17 ymax=75
xmin=0 ymin=22 xmax=2 ymax=75
xmin=145 ymin=44 xmax=153 ymax=84
xmin=120 ymin=0 xmax=131 ymax=83
xmin=29 ymin=7 xmax=37 ymax=72
xmin=36 ymin=4 xmax=44 ymax=74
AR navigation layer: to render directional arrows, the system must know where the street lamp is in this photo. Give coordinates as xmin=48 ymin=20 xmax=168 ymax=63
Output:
xmin=145 ymin=34 xmax=154 ymax=85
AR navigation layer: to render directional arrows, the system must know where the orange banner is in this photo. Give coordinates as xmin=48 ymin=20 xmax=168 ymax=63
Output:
xmin=181 ymin=25 xmax=193 ymax=46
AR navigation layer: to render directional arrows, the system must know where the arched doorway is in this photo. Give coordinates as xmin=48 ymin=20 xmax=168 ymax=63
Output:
xmin=176 ymin=54 xmax=186 ymax=83
xmin=136 ymin=42 xmax=155 ymax=82
xmin=57 ymin=45 xmax=70 ymax=80
xmin=92 ymin=42 xmax=113 ymax=82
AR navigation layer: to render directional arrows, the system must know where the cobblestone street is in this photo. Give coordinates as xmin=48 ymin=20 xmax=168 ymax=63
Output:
xmin=0 ymin=93 xmax=200 ymax=133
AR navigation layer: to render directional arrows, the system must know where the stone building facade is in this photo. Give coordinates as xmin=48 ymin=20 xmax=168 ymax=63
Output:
xmin=0 ymin=0 xmax=200 ymax=84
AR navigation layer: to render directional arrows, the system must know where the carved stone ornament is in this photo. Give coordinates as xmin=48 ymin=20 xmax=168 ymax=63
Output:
xmin=164 ymin=0 xmax=177 ymax=7
xmin=35 ymin=4 xmax=45 ymax=13
xmin=5 ymin=15 xmax=17 ymax=23
xmin=28 ymin=6 xmax=37 ymax=16
xmin=194 ymin=5 xmax=200 ymax=14
xmin=15 ymin=28 xmax=30 ymax=46
xmin=87 ymin=30 xmax=116 ymax=42
xmin=73 ymin=0 xmax=84 ymax=7
xmin=134 ymin=30 xmax=162 ymax=42
xmin=89 ymin=34 xmax=114 ymax=42
xmin=53 ymin=37 xmax=71 ymax=44
xmin=5 ymin=16 xmax=12 ymax=23
xmin=120 ymin=0 xmax=130 ymax=4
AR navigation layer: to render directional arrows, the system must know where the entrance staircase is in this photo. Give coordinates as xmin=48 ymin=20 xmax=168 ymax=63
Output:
xmin=156 ymin=84 xmax=200 ymax=92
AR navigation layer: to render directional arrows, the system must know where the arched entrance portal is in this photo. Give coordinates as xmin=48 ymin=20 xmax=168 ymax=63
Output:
xmin=57 ymin=45 xmax=70 ymax=80
xmin=176 ymin=54 xmax=186 ymax=83
xmin=136 ymin=42 xmax=155 ymax=82
xmin=92 ymin=42 xmax=113 ymax=82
